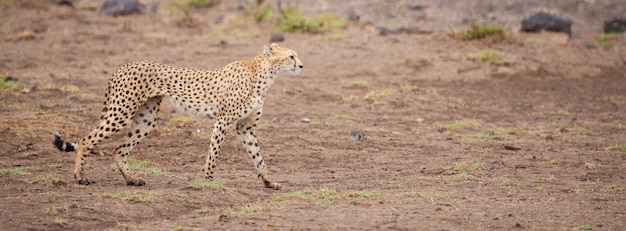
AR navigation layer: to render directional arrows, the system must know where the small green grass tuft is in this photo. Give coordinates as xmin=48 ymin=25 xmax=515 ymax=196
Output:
xmin=332 ymin=113 xmax=353 ymax=121
xmin=236 ymin=202 xmax=276 ymax=214
xmin=0 ymin=74 xmax=23 ymax=91
xmin=473 ymin=162 xmax=487 ymax=170
xmin=341 ymin=94 xmax=360 ymax=102
xmin=363 ymin=87 xmax=394 ymax=100
xmin=189 ymin=179 xmax=225 ymax=190
xmin=276 ymin=189 xmax=313 ymax=201
xmin=53 ymin=218 xmax=71 ymax=227
xmin=579 ymin=224 xmax=595 ymax=230
xmin=277 ymin=6 xmax=346 ymax=33
xmin=32 ymin=175 xmax=67 ymax=186
xmin=170 ymin=115 xmax=196 ymax=127
xmin=45 ymin=204 xmax=79 ymax=215
xmin=597 ymin=32 xmax=623 ymax=48
xmin=0 ymin=167 xmax=27 ymax=175
xmin=434 ymin=119 xmax=482 ymax=131
xmin=109 ymin=157 xmax=163 ymax=174
xmin=194 ymin=207 xmax=211 ymax=213
xmin=343 ymin=189 xmax=383 ymax=199
xmin=541 ymin=159 xmax=561 ymax=165
xmin=453 ymin=163 xmax=470 ymax=171
xmin=344 ymin=79 xmax=367 ymax=87
xmin=503 ymin=180 xmax=519 ymax=187
xmin=102 ymin=190 xmax=162 ymax=203
xmin=172 ymin=191 xmax=186 ymax=201
xmin=606 ymin=144 xmax=626 ymax=152
xmin=466 ymin=49 xmax=512 ymax=66
xmin=607 ymin=185 xmax=623 ymax=193
xmin=612 ymin=120 xmax=626 ymax=130
xmin=162 ymin=0 xmax=216 ymax=27
xmin=304 ymin=144 xmax=324 ymax=151
xmin=277 ymin=188 xmax=382 ymax=206
xmin=453 ymin=172 xmax=472 ymax=180
xmin=461 ymin=22 xmax=504 ymax=40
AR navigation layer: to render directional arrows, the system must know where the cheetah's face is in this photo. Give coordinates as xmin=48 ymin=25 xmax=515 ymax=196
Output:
xmin=264 ymin=44 xmax=304 ymax=75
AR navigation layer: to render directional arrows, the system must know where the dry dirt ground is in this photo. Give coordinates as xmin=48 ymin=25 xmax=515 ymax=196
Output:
xmin=1 ymin=0 xmax=626 ymax=230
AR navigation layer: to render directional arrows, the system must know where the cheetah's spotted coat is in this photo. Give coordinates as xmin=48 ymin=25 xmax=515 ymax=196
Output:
xmin=53 ymin=44 xmax=303 ymax=189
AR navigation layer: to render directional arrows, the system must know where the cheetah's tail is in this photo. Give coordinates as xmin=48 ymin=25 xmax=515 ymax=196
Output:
xmin=53 ymin=132 xmax=77 ymax=152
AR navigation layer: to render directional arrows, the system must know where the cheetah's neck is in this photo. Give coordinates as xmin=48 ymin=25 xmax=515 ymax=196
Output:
xmin=247 ymin=54 xmax=280 ymax=98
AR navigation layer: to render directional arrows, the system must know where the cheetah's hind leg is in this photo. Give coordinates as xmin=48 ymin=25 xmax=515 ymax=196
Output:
xmin=113 ymin=96 xmax=162 ymax=186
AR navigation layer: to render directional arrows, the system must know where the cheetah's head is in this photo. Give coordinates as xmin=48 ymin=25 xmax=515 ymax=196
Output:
xmin=263 ymin=43 xmax=303 ymax=75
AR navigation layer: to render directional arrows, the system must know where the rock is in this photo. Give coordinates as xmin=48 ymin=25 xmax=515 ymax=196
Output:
xmin=301 ymin=117 xmax=310 ymax=123
xmin=521 ymin=12 xmax=572 ymax=37
xmin=269 ymin=32 xmax=284 ymax=42
xmin=409 ymin=3 xmax=429 ymax=11
xmin=604 ymin=18 xmax=626 ymax=33
xmin=347 ymin=10 xmax=359 ymax=21
xmin=51 ymin=0 xmax=74 ymax=7
xmin=416 ymin=118 xmax=425 ymax=123
xmin=348 ymin=131 xmax=364 ymax=141
xmin=504 ymin=145 xmax=521 ymax=150
xmin=99 ymin=0 xmax=145 ymax=17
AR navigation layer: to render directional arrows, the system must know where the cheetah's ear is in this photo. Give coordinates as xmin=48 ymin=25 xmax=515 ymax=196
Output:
xmin=263 ymin=45 xmax=272 ymax=57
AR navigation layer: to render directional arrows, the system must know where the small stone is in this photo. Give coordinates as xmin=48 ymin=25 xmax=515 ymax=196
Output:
xmin=99 ymin=0 xmax=145 ymax=17
xmin=349 ymin=131 xmax=364 ymax=141
xmin=521 ymin=12 xmax=572 ymax=37
xmin=269 ymin=32 xmax=284 ymax=42
xmin=604 ymin=18 xmax=626 ymax=33
xmin=545 ymin=135 xmax=554 ymax=140
xmin=416 ymin=118 xmax=425 ymax=123
xmin=504 ymin=145 xmax=521 ymax=150
xmin=409 ymin=3 xmax=429 ymax=11
xmin=301 ymin=118 xmax=311 ymax=123
xmin=584 ymin=163 xmax=596 ymax=170
xmin=347 ymin=10 xmax=359 ymax=21
xmin=374 ymin=148 xmax=382 ymax=153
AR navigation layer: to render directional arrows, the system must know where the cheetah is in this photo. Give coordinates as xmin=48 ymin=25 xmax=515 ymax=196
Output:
xmin=53 ymin=43 xmax=303 ymax=189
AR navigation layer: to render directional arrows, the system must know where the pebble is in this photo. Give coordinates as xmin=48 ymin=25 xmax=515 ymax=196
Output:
xmin=349 ymin=131 xmax=364 ymax=141
xmin=99 ymin=0 xmax=145 ymax=17
xmin=504 ymin=145 xmax=521 ymax=150
xmin=269 ymin=32 xmax=285 ymax=42
xmin=301 ymin=117 xmax=311 ymax=123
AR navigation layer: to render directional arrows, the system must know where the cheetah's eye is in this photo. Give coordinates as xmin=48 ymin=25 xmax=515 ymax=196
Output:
xmin=289 ymin=55 xmax=294 ymax=60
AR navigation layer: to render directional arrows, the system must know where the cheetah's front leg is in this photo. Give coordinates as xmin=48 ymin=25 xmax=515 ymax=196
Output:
xmin=204 ymin=119 xmax=228 ymax=181
xmin=236 ymin=112 xmax=281 ymax=190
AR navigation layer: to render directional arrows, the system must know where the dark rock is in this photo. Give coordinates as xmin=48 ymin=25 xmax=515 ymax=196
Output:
xmin=521 ymin=12 xmax=572 ymax=37
xmin=347 ymin=10 xmax=359 ymax=21
xmin=504 ymin=145 xmax=521 ymax=150
xmin=604 ymin=18 xmax=626 ymax=33
xmin=53 ymin=0 xmax=74 ymax=7
xmin=409 ymin=3 xmax=429 ymax=11
xmin=99 ymin=0 xmax=145 ymax=17
xmin=349 ymin=131 xmax=364 ymax=141
xmin=269 ymin=32 xmax=284 ymax=42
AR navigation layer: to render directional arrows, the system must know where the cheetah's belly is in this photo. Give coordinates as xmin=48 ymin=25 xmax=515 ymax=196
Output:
xmin=168 ymin=96 xmax=218 ymax=119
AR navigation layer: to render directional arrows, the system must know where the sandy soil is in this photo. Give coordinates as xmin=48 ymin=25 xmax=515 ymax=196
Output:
xmin=1 ymin=0 xmax=625 ymax=230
